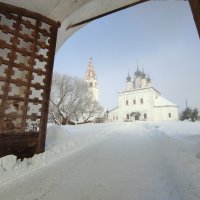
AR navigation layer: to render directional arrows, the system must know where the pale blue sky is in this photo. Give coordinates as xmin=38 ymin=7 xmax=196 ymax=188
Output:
xmin=54 ymin=1 xmax=200 ymax=112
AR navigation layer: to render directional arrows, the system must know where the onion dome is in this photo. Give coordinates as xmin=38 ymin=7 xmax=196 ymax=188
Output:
xmin=141 ymin=69 xmax=146 ymax=79
xmin=147 ymin=74 xmax=151 ymax=82
xmin=134 ymin=66 xmax=142 ymax=77
xmin=126 ymin=73 xmax=131 ymax=82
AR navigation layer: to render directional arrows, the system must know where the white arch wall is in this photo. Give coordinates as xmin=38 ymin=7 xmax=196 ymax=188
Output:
xmin=0 ymin=0 xmax=142 ymax=50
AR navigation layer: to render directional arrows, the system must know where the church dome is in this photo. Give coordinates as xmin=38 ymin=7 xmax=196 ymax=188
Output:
xmin=141 ymin=70 xmax=146 ymax=79
xmin=147 ymin=74 xmax=151 ymax=82
xmin=134 ymin=67 xmax=142 ymax=77
xmin=126 ymin=73 xmax=131 ymax=82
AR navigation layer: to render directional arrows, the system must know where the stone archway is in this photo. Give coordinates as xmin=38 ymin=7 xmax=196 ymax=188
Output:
xmin=0 ymin=0 xmax=199 ymax=50
xmin=0 ymin=0 xmax=199 ymax=158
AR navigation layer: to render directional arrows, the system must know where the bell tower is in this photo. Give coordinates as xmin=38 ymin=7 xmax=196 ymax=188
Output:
xmin=84 ymin=58 xmax=99 ymax=102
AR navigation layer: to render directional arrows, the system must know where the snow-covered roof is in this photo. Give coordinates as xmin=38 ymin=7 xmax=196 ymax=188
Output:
xmin=109 ymin=107 xmax=119 ymax=113
xmin=154 ymin=96 xmax=178 ymax=107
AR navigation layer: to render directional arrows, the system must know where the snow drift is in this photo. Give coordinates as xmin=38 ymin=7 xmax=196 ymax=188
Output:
xmin=0 ymin=121 xmax=200 ymax=187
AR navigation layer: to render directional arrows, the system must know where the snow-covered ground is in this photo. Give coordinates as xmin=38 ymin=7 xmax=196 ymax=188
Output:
xmin=0 ymin=121 xmax=200 ymax=200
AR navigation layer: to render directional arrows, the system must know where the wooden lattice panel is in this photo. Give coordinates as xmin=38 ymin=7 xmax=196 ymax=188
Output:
xmin=0 ymin=2 xmax=60 ymax=158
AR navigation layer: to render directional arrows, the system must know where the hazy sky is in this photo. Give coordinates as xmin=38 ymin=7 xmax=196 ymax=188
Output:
xmin=54 ymin=1 xmax=200 ymax=112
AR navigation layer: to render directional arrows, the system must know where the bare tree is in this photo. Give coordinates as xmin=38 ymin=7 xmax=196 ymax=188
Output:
xmin=77 ymin=95 xmax=103 ymax=123
xmin=49 ymin=73 xmax=103 ymax=125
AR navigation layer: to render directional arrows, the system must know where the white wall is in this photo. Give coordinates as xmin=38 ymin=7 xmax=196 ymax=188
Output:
xmin=117 ymin=88 xmax=158 ymax=121
xmin=153 ymin=106 xmax=179 ymax=121
xmin=108 ymin=87 xmax=179 ymax=122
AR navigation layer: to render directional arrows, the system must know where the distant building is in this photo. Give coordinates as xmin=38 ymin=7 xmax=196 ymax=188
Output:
xmin=108 ymin=67 xmax=179 ymax=122
xmin=84 ymin=58 xmax=99 ymax=102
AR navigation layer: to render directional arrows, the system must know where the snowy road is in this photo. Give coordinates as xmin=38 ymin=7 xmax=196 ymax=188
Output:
xmin=1 ymin=122 xmax=200 ymax=200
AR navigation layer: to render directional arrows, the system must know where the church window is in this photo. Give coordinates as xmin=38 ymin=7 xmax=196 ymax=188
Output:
xmin=116 ymin=116 xmax=118 ymax=120
xmin=133 ymin=99 xmax=136 ymax=104
xmin=126 ymin=114 xmax=129 ymax=120
xmin=168 ymin=113 xmax=172 ymax=118
xmin=113 ymin=116 xmax=115 ymax=120
xmin=126 ymin=100 xmax=129 ymax=105
xmin=89 ymin=82 xmax=93 ymax=87
xmin=140 ymin=98 xmax=143 ymax=104
xmin=144 ymin=113 xmax=147 ymax=119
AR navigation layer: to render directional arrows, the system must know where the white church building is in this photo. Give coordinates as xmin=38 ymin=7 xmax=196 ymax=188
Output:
xmin=108 ymin=67 xmax=179 ymax=122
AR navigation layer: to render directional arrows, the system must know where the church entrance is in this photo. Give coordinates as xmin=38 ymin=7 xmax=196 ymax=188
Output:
xmin=130 ymin=112 xmax=141 ymax=121
xmin=135 ymin=115 xmax=140 ymax=121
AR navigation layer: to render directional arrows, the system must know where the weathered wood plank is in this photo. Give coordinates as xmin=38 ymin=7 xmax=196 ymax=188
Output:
xmin=0 ymin=133 xmax=39 ymax=159
xmin=189 ymin=0 xmax=200 ymax=38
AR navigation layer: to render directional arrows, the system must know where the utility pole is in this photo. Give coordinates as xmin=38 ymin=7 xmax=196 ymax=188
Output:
xmin=185 ymin=99 xmax=188 ymax=108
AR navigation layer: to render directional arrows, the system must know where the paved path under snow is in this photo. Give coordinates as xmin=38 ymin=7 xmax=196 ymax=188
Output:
xmin=1 ymin=124 xmax=200 ymax=200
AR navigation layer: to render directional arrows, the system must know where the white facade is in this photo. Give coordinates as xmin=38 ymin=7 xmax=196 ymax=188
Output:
xmin=84 ymin=58 xmax=99 ymax=102
xmin=108 ymin=68 xmax=178 ymax=122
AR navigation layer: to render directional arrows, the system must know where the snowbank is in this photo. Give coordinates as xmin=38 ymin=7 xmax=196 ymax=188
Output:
xmin=0 ymin=121 xmax=200 ymax=186
xmin=0 ymin=123 xmax=115 ymax=185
